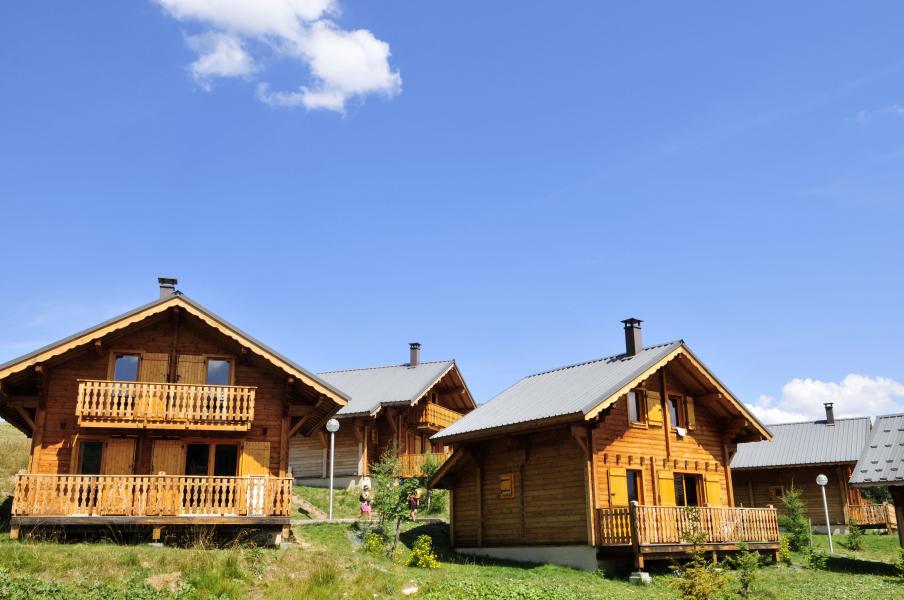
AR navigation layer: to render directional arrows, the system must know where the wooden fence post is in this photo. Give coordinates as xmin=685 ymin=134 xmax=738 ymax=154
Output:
xmin=629 ymin=500 xmax=643 ymax=570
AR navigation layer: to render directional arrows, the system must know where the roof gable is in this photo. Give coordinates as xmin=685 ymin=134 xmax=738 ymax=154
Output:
xmin=850 ymin=413 xmax=904 ymax=486
xmin=732 ymin=417 xmax=871 ymax=469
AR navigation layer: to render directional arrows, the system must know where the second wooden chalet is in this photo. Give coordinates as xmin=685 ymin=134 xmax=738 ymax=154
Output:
xmin=0 ymin=279 xmax=348 ymax=542
xmin=850 ymin=413 xmax=904 ymax=546
xmin=289 ymin=343 xmax=476 ymax=487
xmin=430 ymin=319 xmax=779 ymax=571
xmin=730 ymin=406 xmax=889 ymax=532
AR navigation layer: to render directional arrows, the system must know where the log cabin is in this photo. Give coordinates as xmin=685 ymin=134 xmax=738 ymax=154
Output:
xmin=0 ymin=279 xmax=349 ymax=543
xmin=731 ymin=405 xmax=888 ymax=533
xmin=290 ymin=343 xmax=476 ymax=488
xmin=850 ymin=413 xmax=904 ymax=546
xmin=429 ymin=319 xmax=780 ymax=572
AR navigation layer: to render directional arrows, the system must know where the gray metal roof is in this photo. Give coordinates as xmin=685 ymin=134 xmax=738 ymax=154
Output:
xmin=850 ymin=413 xmax=904 ymax=486
xmin=731 ymin=417 xmax=871 ymax=469
xmin=433 ymin=341 xmax=683 ymax=441
xmin=321 ymin=360 xmax=456 ymax=418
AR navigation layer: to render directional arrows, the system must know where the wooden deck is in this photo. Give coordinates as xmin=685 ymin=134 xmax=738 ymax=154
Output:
xmin=846 ymin=503 xmax=898 ymax=530
xmin=414 ymin=403 xmax=463 ymax=432
xmin=399 ymin=452 xmax=450 ymax=477
xmin=76 ymin=379 xmax=256 ymax=430
xmin=597 ymin=503 xmax=780 ymax=568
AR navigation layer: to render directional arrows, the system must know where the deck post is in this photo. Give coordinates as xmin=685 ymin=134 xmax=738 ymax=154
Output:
xmin=9 ymin=524 xmax=19 ymax=541
xmin=629 ymin=500 xmax=642 ymax=570
xmin=151 ymin=526 xmax=162 ymax=542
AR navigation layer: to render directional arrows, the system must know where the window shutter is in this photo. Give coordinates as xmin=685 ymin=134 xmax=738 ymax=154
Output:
xmin=176 ymin=355 xmax=206 ymax=385
xmin=646 ymin=390 xmax=663 ymax=427
xmin=241 ymin=441 xmax=271 ymax=476
xmin=102 ymin=439 xmax=136 ymax=474
xmin=657 ymin=470 xmax=676 ymax=505
xmin=151 ymin=440 xmax=185 ymax=475
xmin=704 ymin=473 xmax=723 ymax=506
xmin=685 ymin=396 xmax=696 ymax=430
xmin=139 ymin=353 xmax=170 ymax=383
xmin=608 ymin=467 xmax=629 ymax=506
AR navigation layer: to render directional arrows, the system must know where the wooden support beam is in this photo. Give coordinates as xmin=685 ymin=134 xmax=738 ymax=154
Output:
xmin=288 ymin=415 xmax=309 ymax=438
xmin=661 ymin=369 xmax=671 ymax=459
xmin=6 ymin=396 xmax=38 ymax=408
xmin=14 ymin=406 xmax=35 ymax=432
xmin=288 ymin=405 xmax=314 ymax=417
xmin=569 ymin=424 xmax=589 ymax=455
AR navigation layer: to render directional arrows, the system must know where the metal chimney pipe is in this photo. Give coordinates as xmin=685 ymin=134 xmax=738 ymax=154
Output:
xmin=824 ymin=402 xmax=835 ymax=426
xmin=621 ymin=318 xmax=643 ymax=356
xmin=158 ymin=277 xmax=178 ymax=298
xmin=409 ymin=342 xmax=421 ymax=367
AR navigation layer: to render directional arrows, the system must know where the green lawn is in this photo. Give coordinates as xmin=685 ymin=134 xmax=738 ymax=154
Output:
xmin=293 ymin=484 xmax=449 ymax=521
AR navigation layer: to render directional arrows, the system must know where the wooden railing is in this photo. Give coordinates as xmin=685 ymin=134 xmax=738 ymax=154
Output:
xmin=76 ymin=380 xmax=256 ymax=429
xmin=414 ymin=403 xmax=463 ymax=431
xmin=399 ymin=453 xmax=450 ymax=478
xmin=596 ymin=504 xmax=779 ymax=547
xmin=12 ymin=474 xmax=292 ymax=518
xmin=847 ymin=503 xmax=897 ymax=529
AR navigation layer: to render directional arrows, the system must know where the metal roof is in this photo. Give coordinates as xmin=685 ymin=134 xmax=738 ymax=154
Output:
xmin=731 ymin=417 xmax=871 ymax=469
xmin=321 ymin=360 xmax=456 ymax=417
xmin=433 ymin=341 xmax=683 ymax=441
xmin=850 ymin=413 xmax=904 ymax=486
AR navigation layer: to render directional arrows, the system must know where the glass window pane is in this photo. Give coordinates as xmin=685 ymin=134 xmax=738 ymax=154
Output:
xmin=668 ymin=397 xmax=679 ymax=428
xmin=113 ymin=354 xmax=140 ymax=382
xmin=627 ymin=392 xmax=638 ymax=422
xmin=674 ymin=474 xmax=686 ymax=507
xmin=213 ymin=444 xmax=239 ymax=476
xmin=185 ymin=444 xmax=210 ymax=476
xmin=685 ymin=476 xmax=699 ymax=506
xmin=207 ymin=359 xmax=230 ymax=386
xmin=79 ymin=441 xmax=103 ymax=474
xmin=627 ymin=471 xmax=640 ymax=503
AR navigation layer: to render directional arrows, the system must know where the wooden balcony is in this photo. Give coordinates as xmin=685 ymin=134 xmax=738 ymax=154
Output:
xmin=11 ymin=473 xmax=292 ymax=521
xmin=846 ymin=503 xmax=898 ymax=530
xmin=76 ymin=380 xmax=256 ymax=430
xmin=414 ymin=403 xmax=463 ymax=431
xmin=597 ymin=503 xmax=780 ymax=567
xmin=399 ymin=452 xmax=450 ymax=478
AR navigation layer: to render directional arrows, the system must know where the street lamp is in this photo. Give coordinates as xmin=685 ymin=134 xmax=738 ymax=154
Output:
xmin=326 ymin=418 xmax=340 ymax=520
xmin=816 ymin=473 xmax=833 ymax=553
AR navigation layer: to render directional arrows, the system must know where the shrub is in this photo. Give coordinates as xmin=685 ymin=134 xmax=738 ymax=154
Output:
xmin=405 ymin=534 xmax=439 ymax=569
xmin=895 ymin=547 xmax=904 ymax=581
xmin=845 ymin=516 xmax=864 ymax=551
xmin=777 ymin=536 xmax=792 ymax=566
xmin=370 ymin=450 xmax=421 ymax=551
xmin=778 ymin=487 xmax=810 ymax=551
xmin=725 ymin=543 xmax=761 ymax=598
xmin=362 ymin=531 xmax=386 ymax=556
xmin=805 ymin=547 xmax=828 ymax=570
xmin=668 ymin=507 xmax=727 ymax=600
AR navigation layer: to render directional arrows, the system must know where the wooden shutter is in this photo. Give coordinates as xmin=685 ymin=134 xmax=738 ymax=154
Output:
xmin=102 ymin=439 xmax=136 ymax=474
xmin=151 ymin=440 xmax=185 ymax=475
xmin=685 ymin=396 xmax=696 ymax=430
xmin=177 ymin=355 xmax=206 ymax=385
xmin=646 ymin=390 xmax=663 ymax=427
xmin=704 ymin=473 xmax=723 ymax=506
xmin=241 ymin=441 xmax=271 ymax=476
xmin=658 ymin=470 xmax=676 ymax=505
xmin=608 ymin=467 xmax=629 ymax=506
xmin=139 ymin=353 xmax=170 ymax=382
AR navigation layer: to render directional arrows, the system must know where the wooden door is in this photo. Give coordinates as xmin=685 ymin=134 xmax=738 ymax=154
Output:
xmin=177 ymin=355 xmax=206 ymax=385
xmin=607 ymin=467 xmax=628 ymax=507
xmin=658 ymin=470 xmax=676 ymax=505
xmin=100 ymin=439 xmax=135 ymax=515
xmin=242 ymin=441 xmax=271 ymax=516
xmin=704 ymin=473 xmax=723 ymax=506
xmin=151 ymin=440 xmax=185 ymax=515
xmin=139 ymin=353 xmax=169 ymax=417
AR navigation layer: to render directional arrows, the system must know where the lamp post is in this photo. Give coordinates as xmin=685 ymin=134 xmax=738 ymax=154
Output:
xmin=816 ymin=473 xmax=833 ymax=553
xmin=326 ymin=418 xmax=340 ymax=520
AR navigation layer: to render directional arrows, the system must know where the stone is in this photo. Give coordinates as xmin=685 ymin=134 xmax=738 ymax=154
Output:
xmin=629 ymin=571 xmax=652 ymax=585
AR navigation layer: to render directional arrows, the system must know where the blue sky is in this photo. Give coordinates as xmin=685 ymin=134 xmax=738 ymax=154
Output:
xmin=2 ymin=2 xmax=903 ymax=424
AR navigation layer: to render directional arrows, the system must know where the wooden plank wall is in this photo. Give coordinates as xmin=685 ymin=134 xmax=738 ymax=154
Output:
xmin=731 ymin=465 xmax=856 ymax=525
xmin=30 ymin=313 xmax=296 ymax=478
xmin=592 ymin=363 xmax=734 ymax=510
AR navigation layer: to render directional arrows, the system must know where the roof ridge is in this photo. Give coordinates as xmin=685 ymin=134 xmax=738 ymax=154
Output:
xmin=524 ymin=340 xmax=682 ymax=379
xmin=319 ymin=359 xmax=453 ymax=375
xmin=764 ymin=416 xmax=871 ymax=427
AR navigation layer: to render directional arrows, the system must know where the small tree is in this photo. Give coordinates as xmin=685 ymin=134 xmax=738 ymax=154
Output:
xmin=778 ymin=487 xmax=809 ymax=551
xmin=419 ymin=452 xmax=442 ymax=511
xmin=895 ymin=547 xmax=904 ymax=580
xmin=669 ymin=507 xmax=728 ymax=600
xmin=727 ymin=543 xmax=760 ymax=598
xmin=845 ymin=516 xmax=864 ymax=551
xmin=370 ymin=450 xmax=420 ymax=551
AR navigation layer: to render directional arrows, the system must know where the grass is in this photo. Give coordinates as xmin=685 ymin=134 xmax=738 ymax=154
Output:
xmin=0 ymin=423 xmax=29 ymax=498
xmin=293 ymin=484 xmax=449 ymax=521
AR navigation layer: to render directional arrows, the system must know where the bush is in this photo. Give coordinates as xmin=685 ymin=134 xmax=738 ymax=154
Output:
xmin=805 ymin=547 xmax=828 ymax=570
xmin=362 ymin=531 xmax=386 ymax=556
xmin=777 ymin=536 xmax=792 ymax=566
xmin=845 ymin=516 xmax=864 ymax=551
xmin=727 ymin=544 xmax=761 ymax=598
xmin=668 ymin=507 xmax=728 ymax=600
xmin=778 ymin=487 xmax=810 ymax=551
xmin=405 ymin=534 xmax=439 ymax=569
xmin=895 ymin=547 xmax=904 ymax=580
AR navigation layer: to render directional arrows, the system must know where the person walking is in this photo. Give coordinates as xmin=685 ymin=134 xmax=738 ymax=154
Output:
xmin=409 ymin=488 xmax=421 ymax=521
xmin=359 ymin=485 xmax=372 ymax=521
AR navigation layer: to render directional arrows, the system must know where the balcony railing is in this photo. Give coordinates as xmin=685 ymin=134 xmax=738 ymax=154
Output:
xmin=399 ymin=453 xmax=450 ymax=478
xmin=414 ymin=403 xmax=463 ymax=431
xmin=12 ymin=473 xmax=291 ymax=518
xmin=597 ymin=503 xmax=779 ymax=548
xmin=846 ymin=503 xmax=897 ymax=529
xmin=76 ymin=380 xmax=255 ymax=430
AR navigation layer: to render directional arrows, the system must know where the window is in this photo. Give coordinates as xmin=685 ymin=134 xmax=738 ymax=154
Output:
xmin=113 ymin=354 xmax=140 ymax=382
xmin=626 ymin=470 xmax=642 ymax=503
xmin=185 ymin=443 xmax=211 ymax=476
xmin=206 ymin=359 xmax=231 ymax=386
xmin=499 ymin=473 xmax=514 ymax=499
xmin=674 ymin=473 xmax=701 ymax=507
xmin=213 ymin=444 xmax=239 ymax=477
xmin=668 ymin=395 xmax=681 ymax=428
xmin=627 ymin=390 xmax=644 ymax=423
xmin=768 ymin=485 xmax=785 ymax=501
xmin=78 ymin=441 xmax=104 ymax=474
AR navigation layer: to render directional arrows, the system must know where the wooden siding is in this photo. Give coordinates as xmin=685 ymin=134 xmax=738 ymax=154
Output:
xmin=732 ymin=464 xmax=860 ymax=525
xmin=289 ymin=434 xmax=325 ymax=478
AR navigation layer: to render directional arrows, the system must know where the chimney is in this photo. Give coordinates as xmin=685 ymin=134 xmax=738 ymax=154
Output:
xmin=158 ymin=277 xmax=178 ymax=298
xmin=409 ymin=342 xmax=421 ymax=367
xmin=621 ymin=318 xmax=643 ymax=356
xmin=824 ymin=402 xmax=835 ymax=426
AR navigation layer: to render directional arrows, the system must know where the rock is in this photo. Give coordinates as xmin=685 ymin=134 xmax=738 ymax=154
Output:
xmin=629 ymin=571 xmax=652 ymax=585
xmin=401 ymin=583 xmax=419 ymax=595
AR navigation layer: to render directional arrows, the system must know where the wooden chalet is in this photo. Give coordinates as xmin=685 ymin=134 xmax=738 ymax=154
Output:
xmin=850 ymin=413 xmax=904 ymax=546
xmin=0 ymin=279 xmax=348 ymax=543
xmin=731 ymin=406 xmax=893 ymax=532
xmin=290 ymin=343 xmax=475 ymax=486
xmin=429 ymin=319 xmax=779 ymax=572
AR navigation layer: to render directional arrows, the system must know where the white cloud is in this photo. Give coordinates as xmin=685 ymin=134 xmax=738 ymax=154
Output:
xmin=186 ymin=32 xmax=255 ymax=89
xmin=154 ymin=0 xmax=400 ymax=112
xmin=850 ymin=104 xmax=904 ymax=125
xmin=747 ymin=374 xmax=904 ymax=424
